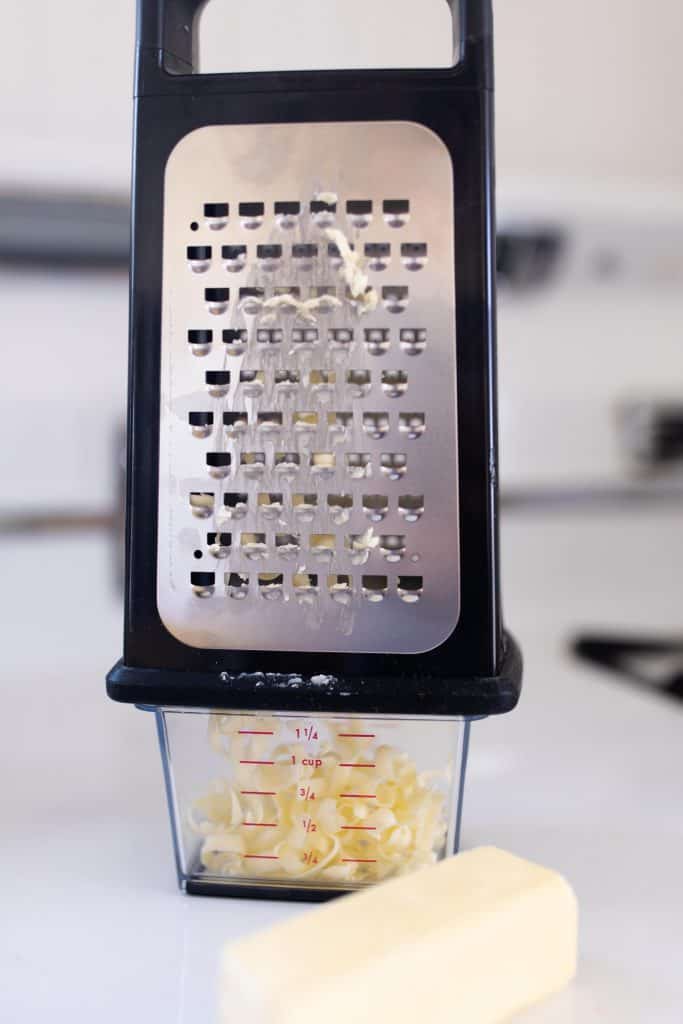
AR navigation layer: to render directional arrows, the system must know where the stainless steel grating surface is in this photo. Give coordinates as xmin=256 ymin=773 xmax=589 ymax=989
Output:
xmin=158 ymin=122 xmax=459 ymax=653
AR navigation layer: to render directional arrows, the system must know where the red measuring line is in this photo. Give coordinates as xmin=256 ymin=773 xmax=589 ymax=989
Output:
xmin=340 ymin=793 xmax=376 ymax=799
xmin=239 ymin=759 xmax=275 ymax=765
xmin=339 ymin=763 xmax=376 ymax=768
xmin=238 ymin=730 xmax=274 ymax=735
xmin=242 ymin=822 xmax=278 ymax=828
xmin=341 ymin=825 xmax=376 ymax=831
xmin=240 ymin=790 xmax=277 ymax=796
xmin=244 ymin=854 xmax=279 ymax=860
xmin=342 ymin=858 xmax=377 ymax=864
xmin=337 ymin=733 xmax=376 ymax=739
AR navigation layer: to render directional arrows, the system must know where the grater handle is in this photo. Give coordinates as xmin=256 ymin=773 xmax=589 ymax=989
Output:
xmin=137 ymin=0 xmax=209 ymax=73
xmin=137 ymin=0 xmax=491 ymax=76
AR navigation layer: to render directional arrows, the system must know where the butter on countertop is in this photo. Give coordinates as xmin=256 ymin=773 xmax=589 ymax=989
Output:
xmin=220 ymin=846 xmax=578 ymax=1024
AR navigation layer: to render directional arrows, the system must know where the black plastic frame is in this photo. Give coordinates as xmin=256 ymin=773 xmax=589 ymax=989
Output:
xmin=107 ymin=0 xmax=521 ymax=716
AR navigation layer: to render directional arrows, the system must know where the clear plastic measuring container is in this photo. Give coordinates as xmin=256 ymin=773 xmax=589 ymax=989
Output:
xmin=153 ymin=707 xmax=470 ymax=898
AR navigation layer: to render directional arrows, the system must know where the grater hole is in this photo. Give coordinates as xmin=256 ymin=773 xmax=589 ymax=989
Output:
xmin=347 ymin=533 xmax=377 ymax=566
xmin=190 ymin=222 xmax=199 ymax=232
xmin=362 ymin=412 xmax=390 ymax=440
xmin=328 ymin=242 xmax=353 ymax=270
xmin=382 ymin=285 xmax=409 ymax=314
xmin=380 ymin=453 xmax=407 ymax=480
xmin=364 ymin=328 xmax=390 ymax=356
xmin=398 ymin=575 xmax=423 ymax=602
xmin=383 ymin=199 xmax=410 ymax=229
xmin=275 ymin=370 xmax=300 ymax=396
xmin=257 ymin=411 xmax=283 ymax=437
xmin=241 ymin=532 xmax=268 ymax=560
xmin=206 ymin=451 xmax=232 ymax=479
xmin=204 ymin=203 xmax=229 ymax=230
xmin=258 ymin=572 xmax=285 ymax=601
xmin=257 ymin=244 xmax=283 ymax=272
xmin=312 ymin=534 xmax=336 ymax=561
xmin=363 ymin=494 xmax=389 ymax=522
xmin=327 ymin=493 xmax=353 ymax=525
xmin=194 ymin=550 xmax=203 ymax=559
xmin=274 ymin=452 xmax=301 ymax=480
xmin=327 ymin=411 xmax=353 ymax=439
xmin=292 ymin=327 xmax=319 ymax=351
xmin=346 ymin=199 xmax=373 ymax=230
xmin=258 ymin=492 xmax=284 ymax=520
xmin=399 ymin=412 xmax=426 ymax=439
xmin=346 ymin=369 xmax=371 ymax=399
xmin=293 ymin=573 xmax=319 ymax=603
xmin=381 ymin=370 xmax=408 ymax=398
xmin=401 ymin=242 xmax=428 ymax=271
xmin=222 ymin=245 xmax=247 ymax=273
xmin=271 ymin=285 xmax=301 ymax=316
xmin=238 ymin=287 xmax=265 ymax=315
xmin=293 ymin=411 xmax=318 ymax=435
xmin=223 ymin=492 xmax=249 ymax=520
xmin=399 ymin=494 xmax=424 ymax=522
xmin=399 ymin=328 xmax=426 ymax=356
xmin=207 ymin=532 xmax=232 ymax=559
xmin=239 ymin=202 xmax=264 ymax=230
xmin=274 ymin=201 xmax=301 ymax=230
xmin=275 ymin=534 xmax=301 ymax=560
xmin=310 ymin=199 xmax=337 ymax=228
xmin=222 ymin=328 xmax=248 ymax=356
xmin=256 ymin=328 xmax=284 ymax=347
xmin=187 ymin=245 xmax=212 ymax=273
xmin=189 ymin=411 xmax=213 ymax=439
xmin=223 ymin=411 xmax=248 ymax=438
xmin=240 ymin=452 xmax=266 ymax=479
xmin=380 ymin=535 xmax=407 ymax=562
xmin=292 ymin=243 xmax=318 ymax=270
xmin=188 ymin=329 xmax=213 ymax=356
xmin=328 ymin=328 xmax=354 ymax=350
xmin=362 ymin=575 xmax=388 ymax=603
xmin=309 ymin=285 xmax=338 ymax=315
xmin=205 ymin=287 xmax=230 ymax=314
xmin=190 ymin=492 xmax=214 ymax=519
xmin=310 ymin=452 xmax=336 ymax=479
xmin=346 ymin=452 xmax=372 ymax=479
xmin=364 ymin=242 xmax=391 ymax=272
xmin=239 ymin=370 xmax=265 ymax=398
xmin=205 ymin=370 xmax=231 ymax=397
xmin=293 ymin=493 xmax=318 ymax=523
xmin=226 ymin=572 xmax=249 ymax=600
xmin=309 ymin=369 xmax=336 ymax=400
xmin=328 ymin=574 xmax=353 ymax=604
xmin=191 ymin=571 xmax=215 ymax=598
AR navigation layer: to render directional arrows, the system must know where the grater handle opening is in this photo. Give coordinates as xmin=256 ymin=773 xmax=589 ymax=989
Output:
xmin=137 ymin=0 xmax=491 ymax=79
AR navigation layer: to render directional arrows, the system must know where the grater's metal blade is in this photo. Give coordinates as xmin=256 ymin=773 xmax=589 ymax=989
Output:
xmin=158 ymin=121 xmax=459 ymax=654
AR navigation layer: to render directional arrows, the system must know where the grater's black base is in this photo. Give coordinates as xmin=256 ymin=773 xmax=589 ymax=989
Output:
xmin=107 ymin=631 xmax=521 ymax=716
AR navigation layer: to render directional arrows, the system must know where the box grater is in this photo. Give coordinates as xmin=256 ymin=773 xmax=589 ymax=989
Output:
xmin=107 ymin=0 xmax=522 ymax=899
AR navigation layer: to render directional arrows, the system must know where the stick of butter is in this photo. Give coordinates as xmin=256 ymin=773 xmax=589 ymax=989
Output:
xmin=220 ymin=847 xmax=578 ymax=1024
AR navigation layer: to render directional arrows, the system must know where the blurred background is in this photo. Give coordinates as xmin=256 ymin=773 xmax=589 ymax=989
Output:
xmin=1 ymin=3 xmax=682 ymax=1020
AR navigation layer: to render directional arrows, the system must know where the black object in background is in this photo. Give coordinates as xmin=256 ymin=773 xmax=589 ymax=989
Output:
xmin=573 ymin=634 xmax=683 ymax=704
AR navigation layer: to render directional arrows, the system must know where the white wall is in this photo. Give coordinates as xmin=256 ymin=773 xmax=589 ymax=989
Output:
xmin=494 ymin=0 xmax=683 ymax=189
xmin=1 ymin=2 xmax=681 ymax=191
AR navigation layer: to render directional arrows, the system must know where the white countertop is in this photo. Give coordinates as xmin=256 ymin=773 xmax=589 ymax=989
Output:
xmin=2 ymin=508 xmax=682 ymax=1022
